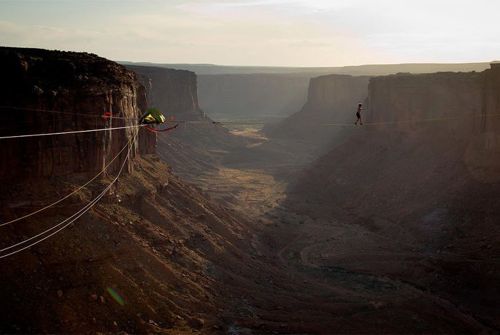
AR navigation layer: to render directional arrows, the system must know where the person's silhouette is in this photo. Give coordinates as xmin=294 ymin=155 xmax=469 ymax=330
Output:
xmin=355 ymin=103 xmax=364 ymax=125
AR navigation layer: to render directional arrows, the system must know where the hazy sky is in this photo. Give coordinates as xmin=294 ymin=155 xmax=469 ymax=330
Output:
xmin=0 ymin=0 xmax=499 ymax=66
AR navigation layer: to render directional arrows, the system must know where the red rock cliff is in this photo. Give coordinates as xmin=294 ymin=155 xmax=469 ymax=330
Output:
xmin=0 ymin=47 xmax=157 ymax=183
xmin=366 ymin=72 xmax=483 ymax=129
xmin=481 ymin=64 xmax=500 ymax=131
xmin=125 ymin=65 xmax=201 ymax=120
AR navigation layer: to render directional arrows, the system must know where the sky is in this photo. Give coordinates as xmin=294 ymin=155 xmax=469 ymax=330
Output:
xmin=0 ymin=0 xmax=499 ymax=67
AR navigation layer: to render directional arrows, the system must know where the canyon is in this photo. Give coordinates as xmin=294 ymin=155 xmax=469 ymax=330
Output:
xmin=136 ymin=59 xmax=500 ymax=332
xmin=197 ymin=73 xmax=310 ymax=121
xmin=0 ymin=46 xmax=499 ymax=334
xmin=123 ymin=61 xmax=491 ymax=124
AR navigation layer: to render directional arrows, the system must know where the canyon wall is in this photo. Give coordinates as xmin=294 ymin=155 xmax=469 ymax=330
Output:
xmin=304 ymin=74 xmax=370 ymax=119
xmin=366 ymin=72 xmax=483 ymax=129
xmin=286 ymin=65 xmax=500 ymax=217
xmin=365 ymin=67 xmax=500 ymax=182
xmin=125 ymin=65 xmax=201 ymax=120
xmin=126 ymin=64 xmax=247 ymax=178
xmin=267 ymin=74 xmax=370 ymax=142
xmin=0 ymin=47 xmax=154 ymax=183
xmin=197 ymin=74 xmax=310 ymax=120
xmin=481 ymin=63 xmax=500 ymax=131
xmin=122 ymin=61 xmax=490 ymax=76
xmin=124 ymin=62 xmax=490 ymax=126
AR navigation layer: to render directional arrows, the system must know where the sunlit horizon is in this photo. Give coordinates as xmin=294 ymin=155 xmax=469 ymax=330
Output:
xmin=1 ymin=0 xmax=499 ymax=67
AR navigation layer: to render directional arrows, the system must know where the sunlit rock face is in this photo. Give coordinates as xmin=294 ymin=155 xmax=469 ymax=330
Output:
xmin=0 ymin=47 xmax=154 ymax=182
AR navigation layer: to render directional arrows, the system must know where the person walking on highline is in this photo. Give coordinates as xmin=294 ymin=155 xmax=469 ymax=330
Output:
xmin=355 ymin=103 xmax=364 ymax=125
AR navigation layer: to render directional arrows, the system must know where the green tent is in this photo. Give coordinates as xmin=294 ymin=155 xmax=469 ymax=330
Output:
xmin=140 ymin=108 xmax=166 ymax=124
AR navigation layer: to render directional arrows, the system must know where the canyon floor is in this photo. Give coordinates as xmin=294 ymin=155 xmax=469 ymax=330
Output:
xmin=1 ymin=124 xmax=497 ymax=334
xmin=167 ymin=126 xmax=497 ymax=334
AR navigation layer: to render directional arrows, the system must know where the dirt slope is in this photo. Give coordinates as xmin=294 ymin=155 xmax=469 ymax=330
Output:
xmin=282 ymin=123 xmax=500 ymax=331
xmin=0 ymin=155 xmax=276 ymax=333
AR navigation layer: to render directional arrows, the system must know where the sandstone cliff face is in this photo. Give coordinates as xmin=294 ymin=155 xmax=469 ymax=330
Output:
xmin=125 ymin=65 xmax=201 ymax=120
xmin=0 ymin=47 xmax=154 ymax=183
xmin=460 ymin=65 xmax=500 ymax=183
xmin=481 ymin=64 xmax=500 ymax=131
xmin=367 ymin=72 xmax=483 ymax=128
xmin=305 ymin=74 xmax=369 ymax=117
xmin=126 ymin=64 xmax=248 ymax=178
xmin=366 ymin=68 xmax=500 ymax=182
xmin=267 ymin=74 xmax=370 ymax=142
xmin=285 ymin=66 xmax=500 ymax=225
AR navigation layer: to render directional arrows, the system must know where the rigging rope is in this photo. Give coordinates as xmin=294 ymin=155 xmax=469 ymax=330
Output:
xmin=0 ymin=105 xmax=265 ymax=125
xmin=323 ymin=112 xmax=500 ymax=127
xmin=0 ymin=105 xmax=130 ymax=120
xmin=0 ymin=138 xmax=133 ymax=259
xmin=0 ymin=137 xmax=134 ymax=227
xmin=0 ymin=124 xmax=145 ymax=140
xmin=145 ymin=124 xmax=179 ymax=133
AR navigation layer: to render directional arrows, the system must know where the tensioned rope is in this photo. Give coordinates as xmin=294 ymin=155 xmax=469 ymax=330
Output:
xmin=115 ymin=113 xmax=500 ymax=126
xmin=0 ymin=137 xmax=133 ymax=259
xmin=0 ymin=105 xmax=266 ymax=125
xmin=0 ymin=105 xmax=131 ymax=120
xmin=0 ymin=123 xmax=145 ymax=140
xmin=4 ymin=106 xmax=500 ymax=128
xmin=0 ymin=137 xmax=134 ymax=227
xmin=185 ymin=112 xmax=500 ymax=126
xmin=2 ymin=106 xmax=500 ymax=139
xmin=322 ymin=112 xmax=500 ymax=127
